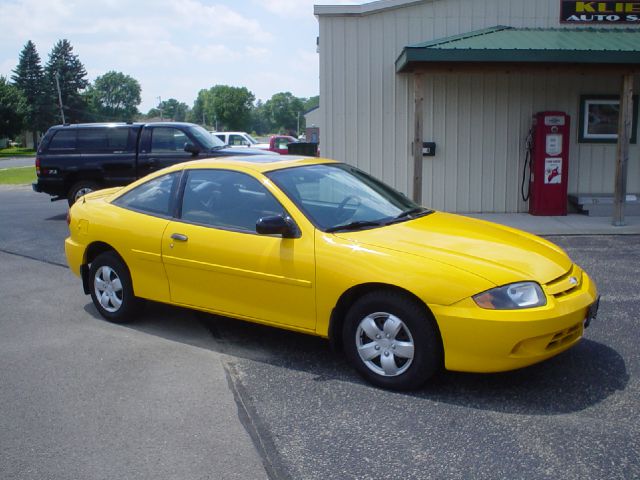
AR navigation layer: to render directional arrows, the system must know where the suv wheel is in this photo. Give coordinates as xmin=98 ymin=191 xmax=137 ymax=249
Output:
xmin=68 ymin=181 xmax=99 ymax=206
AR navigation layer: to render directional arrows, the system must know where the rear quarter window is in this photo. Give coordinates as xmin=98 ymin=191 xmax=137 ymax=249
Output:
xmin=46 ymin=130 xmax=77 ymax=151
xmin=77 ymin=128 xmax=132 ymax=153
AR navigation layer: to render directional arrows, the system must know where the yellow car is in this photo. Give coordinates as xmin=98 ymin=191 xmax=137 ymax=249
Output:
xmin=65 ymin=156 xmax=599 ymax=390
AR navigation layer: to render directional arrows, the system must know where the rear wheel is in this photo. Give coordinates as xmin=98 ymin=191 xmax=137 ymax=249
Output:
xmin=68 ymin=180 xmax=99 ymax=206
xmin=89 ymin=251 xmax=139 ymax=323
xmin=343 ymin=291 xmax=441 ymax=390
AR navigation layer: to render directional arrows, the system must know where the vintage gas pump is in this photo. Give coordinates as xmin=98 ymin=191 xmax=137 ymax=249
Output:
xmin=528 ymin=112 xmax=571 ymax=216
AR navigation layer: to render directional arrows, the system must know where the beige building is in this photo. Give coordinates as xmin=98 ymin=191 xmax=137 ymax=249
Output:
xmin=314 ymin=0 xmax=640 ymax=217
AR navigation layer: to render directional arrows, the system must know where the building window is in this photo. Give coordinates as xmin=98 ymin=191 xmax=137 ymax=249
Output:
xmin=578 ymin=95 xmax=638 ymax=144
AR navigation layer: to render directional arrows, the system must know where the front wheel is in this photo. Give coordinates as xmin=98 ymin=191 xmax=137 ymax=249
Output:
xmin=89 ymin=251 xmax=139 ymax=323
xmin=343 ymin=291 xmax=442 ymax=390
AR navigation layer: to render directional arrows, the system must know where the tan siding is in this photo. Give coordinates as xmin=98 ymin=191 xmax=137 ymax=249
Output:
xmin=318 ymin=0 xmax=640 ymax=213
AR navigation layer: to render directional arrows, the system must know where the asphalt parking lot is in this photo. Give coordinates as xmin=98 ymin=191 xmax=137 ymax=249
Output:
xmin=1 ymin=185 xmax=639 ymax=480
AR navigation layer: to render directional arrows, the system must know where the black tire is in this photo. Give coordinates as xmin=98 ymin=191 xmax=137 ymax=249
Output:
xmin=89 ymin=251 xmax=139 ymax=323
xmin=342 ymin=290 xmax=442 ymax=390
xmin=68 ymin=180 xmax=99 ymax=206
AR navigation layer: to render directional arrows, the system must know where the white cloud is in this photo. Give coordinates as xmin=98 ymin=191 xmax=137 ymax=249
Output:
xmin=254 ymin=0 xmax=364 ymax=17
xmin=0 ymin=0 xmax=331 ymax=112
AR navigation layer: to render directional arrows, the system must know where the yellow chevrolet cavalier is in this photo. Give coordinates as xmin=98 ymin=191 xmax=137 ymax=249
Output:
xmin=65 ymin=156 xmax=599 ymax=390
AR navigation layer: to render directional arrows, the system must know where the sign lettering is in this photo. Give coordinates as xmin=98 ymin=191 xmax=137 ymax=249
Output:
xmin=561 ymin=0 xmax=640 ymax=22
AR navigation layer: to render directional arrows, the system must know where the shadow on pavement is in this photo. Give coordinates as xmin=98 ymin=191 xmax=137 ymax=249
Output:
xmin=83 ymin=299 xmax=628 ymax=416
xmin=46 ymin=213 xmax=68 ymax=221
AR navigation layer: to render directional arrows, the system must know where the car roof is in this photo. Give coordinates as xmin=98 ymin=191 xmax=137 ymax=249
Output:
xmin=48 ymin=122 xmax=200 ymax=130
xmin=175 ymin=155 xmax=338 ymax=173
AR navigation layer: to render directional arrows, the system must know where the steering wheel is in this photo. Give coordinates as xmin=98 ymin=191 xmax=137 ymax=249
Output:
xmin=336 ymin=195 xmax=361 ymax=222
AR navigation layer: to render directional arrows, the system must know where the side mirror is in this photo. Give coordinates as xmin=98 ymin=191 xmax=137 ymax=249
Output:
xmin=256 ymin=215 xmax=299 ymax=238
xmin=184 ymin=143 xmax=200 ymax=155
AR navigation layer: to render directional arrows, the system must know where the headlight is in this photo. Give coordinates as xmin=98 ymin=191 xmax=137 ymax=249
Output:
xmin=473 ymin=282 xmax=546 ymax=310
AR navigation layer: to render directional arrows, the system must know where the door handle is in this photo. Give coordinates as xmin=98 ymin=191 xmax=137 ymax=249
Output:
xmin=171 ymin=233 xmax=188 ymax=242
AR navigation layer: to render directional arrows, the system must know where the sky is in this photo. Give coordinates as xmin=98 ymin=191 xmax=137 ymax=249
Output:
xmin=0 ymin=0 xmax=365 ymax=113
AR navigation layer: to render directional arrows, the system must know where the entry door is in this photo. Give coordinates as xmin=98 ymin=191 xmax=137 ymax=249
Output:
xmin=161 ymin=169 xmax=316 ymax=331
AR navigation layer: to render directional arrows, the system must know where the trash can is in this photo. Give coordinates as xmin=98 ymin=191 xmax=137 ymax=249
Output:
xmin=287 ymin=142 xmax=319 ymax=157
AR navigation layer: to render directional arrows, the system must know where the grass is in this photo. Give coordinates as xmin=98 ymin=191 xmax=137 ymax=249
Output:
xmin=0 ymin=147 xmax=36 ymax=157
xmin=0 ymin=166 xmax=36 ymax=185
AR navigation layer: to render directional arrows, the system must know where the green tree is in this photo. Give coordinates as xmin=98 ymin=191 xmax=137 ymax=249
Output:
xmin=86 ymin=71 xmax=141 ymax=121
xmin=303 ymin=95 xmax=319 ymax=112
xmin=187 ymin=89 xmax=208 ymax=125
xmin=0 ymin=76 xmax=26 ymax=139
xmin=11 ymin=40 xmax=48 ymax=145
xmin=44 ymin=39 xmax=89 ymax=123
xmin=191 ymin=85 xmax=255 ymax=131
xmin=263 ymin=92 xmax=305 ymax=134
xmin=150 ymin=98 xmax=189 ymax=121
xmin=250 ymin=99 xmax=271 ymax=135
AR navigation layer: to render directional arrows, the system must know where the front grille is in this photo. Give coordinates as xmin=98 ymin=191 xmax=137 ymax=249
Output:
xmin=546 ymin=323 xmax=582 ymax=351
xmin=545 ymin=265 xmax=582 ymax=298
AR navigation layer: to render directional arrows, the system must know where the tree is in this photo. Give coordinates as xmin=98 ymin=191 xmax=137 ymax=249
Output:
xmin=263 ymin=92 xmax=305 ymax=134
xmin=0 ymin=76 xmax=26 ymax=139
xmin=148 ymin=98 xmax=189 ymax=121
xmin=303 ymin=95 xmax=319 ymax=112
xmin=191 ymin=85 xmax=255 ymax=131
xmin=250 ymin=99 xmax=271 ymax=135
xmin=187 ymin=89 xmax=207 ymax=125
xmin=44 ymin=39 xmax=89 ymax=123
xmin=11 ymin=40 xmax=48 ymax=145
xmin=87 ymin=71 xmax=141 ymax=121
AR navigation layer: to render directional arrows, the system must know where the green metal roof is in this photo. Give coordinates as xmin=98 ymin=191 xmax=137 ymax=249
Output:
xmin=396 ymin=26 xmax=640 ymax=72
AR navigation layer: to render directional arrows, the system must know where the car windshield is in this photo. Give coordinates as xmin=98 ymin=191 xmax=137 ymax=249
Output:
xmin=267 ymin=163 xmax=432 ymax=232
xmin=188 ymin=125 xmax=225 ymax=149
xmin=244 ymin=134 xmax=258 ymax=145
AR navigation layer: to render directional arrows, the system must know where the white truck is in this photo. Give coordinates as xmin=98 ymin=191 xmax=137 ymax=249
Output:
xmin=210 ymin=131 xmax=270 ymax=150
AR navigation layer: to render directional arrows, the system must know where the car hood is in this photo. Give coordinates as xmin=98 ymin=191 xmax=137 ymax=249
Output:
xmin=334 ymin=212 xmax=571 ymax=287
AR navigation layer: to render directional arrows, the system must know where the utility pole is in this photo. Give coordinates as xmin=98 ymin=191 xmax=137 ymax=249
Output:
xmin=297 ymin=111 xmax=300 ymax=137
xmin=157 ymin=96 xmax=163 ymax=121
xmin=55 ymin=72 xmax=65 ymax=124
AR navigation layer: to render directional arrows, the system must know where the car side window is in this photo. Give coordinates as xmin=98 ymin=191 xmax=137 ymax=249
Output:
xmin=229 ymin=134 xmax=248 ymax=146
xmin=150 ymin=127 xmax=189 ymax=153
xmin=47 ymin=130 xmax=76 ymax=150
xmin=180 ymin=169 xmax=286 ymax=233
xmin=114 ymin=172 xmax=180 ymax=216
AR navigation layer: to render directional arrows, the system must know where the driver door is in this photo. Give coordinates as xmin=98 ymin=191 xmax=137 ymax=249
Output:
xmin=161 ymin=168 xmax=316 ymax=331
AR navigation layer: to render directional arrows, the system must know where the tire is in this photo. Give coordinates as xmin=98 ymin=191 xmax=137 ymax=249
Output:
xmin=89 ymin=251 xmax=139 ymax=323
xmin=68 ymin=180 xmax=99 ymax=206
xmin=342 ymin=291 xmax=442 ymax=390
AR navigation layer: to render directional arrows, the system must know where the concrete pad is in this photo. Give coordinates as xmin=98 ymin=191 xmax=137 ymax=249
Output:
xmin=0 ymin=252 xmax=267 ymax=480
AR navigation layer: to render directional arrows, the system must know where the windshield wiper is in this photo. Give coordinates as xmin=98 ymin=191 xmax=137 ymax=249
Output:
xmin=325 ymin=220 xmax=383 ymax=233
xmin=386 ymin=207 xmax=433 ymax=225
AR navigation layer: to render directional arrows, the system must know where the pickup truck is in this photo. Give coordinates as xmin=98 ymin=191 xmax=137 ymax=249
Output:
xmin=210 ymin=131 xmax=270 ymax=150
xmin=210 ymin=132 xmax=318 ymax=156
xmin=33 ymin=122 xmax=272 ymax=205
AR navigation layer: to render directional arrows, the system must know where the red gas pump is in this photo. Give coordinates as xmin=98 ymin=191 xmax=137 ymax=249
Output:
xmin=528 ymin=112 xmax=571 ymax=216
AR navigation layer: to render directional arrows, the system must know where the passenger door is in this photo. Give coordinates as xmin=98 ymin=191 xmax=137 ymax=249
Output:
xmin=110 ymin=171 xmax=182 ymax=303
xmin=137 ymin=126 xmax=196 ymax=178
xmin=161 ymin=168 xmax=316 ymax=331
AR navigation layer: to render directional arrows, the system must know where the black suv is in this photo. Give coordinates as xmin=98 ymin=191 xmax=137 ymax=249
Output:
xmin=33 ymin=122 xmax=271 ymax=205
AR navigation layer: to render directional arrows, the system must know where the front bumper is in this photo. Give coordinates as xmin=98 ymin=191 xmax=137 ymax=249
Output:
xmin=431 ymin=269 xmax=599 ymax=373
